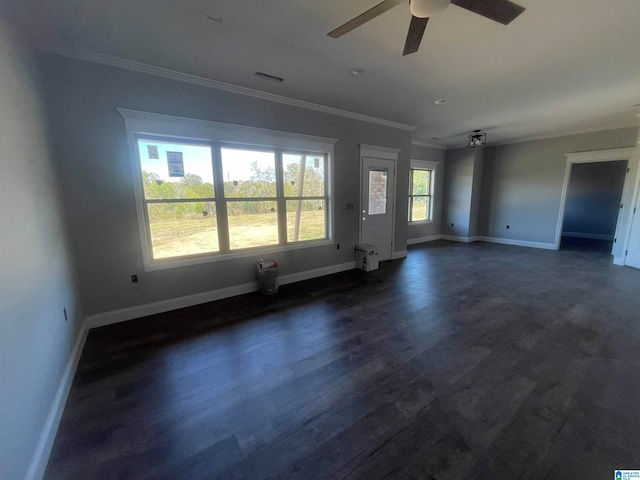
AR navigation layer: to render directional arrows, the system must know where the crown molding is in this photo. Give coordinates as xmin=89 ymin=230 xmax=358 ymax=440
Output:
xmin=411 ymin=140 xmax=447 ymax=150
xmin=489 ymin=121 xmax=640 ymax=147
xmin=38 ymin=44 xmax=416 ymax=132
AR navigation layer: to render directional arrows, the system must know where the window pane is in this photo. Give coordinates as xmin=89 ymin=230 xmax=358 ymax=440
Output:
xmin=227 ymin=201 xmax=278 ymax=250
xmin=411 ymin=169 xmax=430 ymax=196
xmin=368 ymin=170 xmax=388 ymax=215
xmin=222 ymin=148 xmax=276 ymax=198
xmin=147 ymin=202 xmax=218 ymax=259
xmin=138 ymin=140 xmax=214 ymax=200
xmin=282 ymin=153 xmax=325 ymax=197
xmin=410 ymin=196 xmax=430 ymax=222
xmin=286 ymin=200 xmax=326 ymax=242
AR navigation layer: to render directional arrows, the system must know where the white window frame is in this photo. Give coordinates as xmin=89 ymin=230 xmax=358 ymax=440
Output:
xmin=408 ymin=159 xmax=438 ymax=224
xmin=118 ymin=109 xmax=337 ymax=271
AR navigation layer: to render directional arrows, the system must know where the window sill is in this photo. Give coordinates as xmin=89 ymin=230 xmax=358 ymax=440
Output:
xmin=408 ymin=220 xmax=433 ymax=225
xmin=144 ymin=239 xmax=334 ymax=272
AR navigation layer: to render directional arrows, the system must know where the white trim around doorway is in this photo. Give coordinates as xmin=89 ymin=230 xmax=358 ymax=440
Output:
xmin=359 ymin=144 xmax=401 ymax=259
xmin=555 ymin=147 xmax=637 ymax=253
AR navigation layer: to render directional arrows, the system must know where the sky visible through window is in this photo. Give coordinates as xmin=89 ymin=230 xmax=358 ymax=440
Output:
xmin=138 ymin=140 xmax=275 ymax=184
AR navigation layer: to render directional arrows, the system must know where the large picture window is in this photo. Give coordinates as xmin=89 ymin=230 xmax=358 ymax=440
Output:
xmin=121 ymin=110 xmax=335 ymax=270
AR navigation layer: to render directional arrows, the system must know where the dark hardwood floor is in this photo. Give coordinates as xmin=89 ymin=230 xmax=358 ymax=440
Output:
xmin=45 ymin=240 xmax=640 ymax=479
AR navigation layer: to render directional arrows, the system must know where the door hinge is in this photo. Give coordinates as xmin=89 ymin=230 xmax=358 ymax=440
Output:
xmin=627 ymin=168 xmax=630 ymax=173
xmin=626 ymin=250 xmax=628 ymax=256
xmin=614 ymin=238 xmax=617 ymax=243
xmin=634 ymin=207 xmax=637 ymax=214
xmin=621 ymin=203 xmax=624 ymax=209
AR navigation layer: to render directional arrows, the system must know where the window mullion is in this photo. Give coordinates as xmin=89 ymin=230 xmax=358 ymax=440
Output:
xmin=408 ymin=169 xmax=414 ymax=221
xmin=275 ymin=149 xmax=287 ymax=245
xmin=212 ymin=142 xmax=230 ymax=252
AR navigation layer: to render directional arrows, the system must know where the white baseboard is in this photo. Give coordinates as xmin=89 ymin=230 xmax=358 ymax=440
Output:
xmin=440 ymin=235 xmax=479 ymax=243
xmin=407 ymin=235 xmax=442 ymax=245
xmin=26 ymin=324 xmax=88 ymax=480
xmin=562 ymin=231 xmax=614 ymax=241
xmin=613 ymin=256 xmax=625 ymax=266
xmin=392 ymin=250 xmax=408 ymax=259
xmin=415 ymin=234 xmax=556 ymax=251
xmin=476 ymin=236 xmax=556 ymax=250
xmin=86 ymin=261 xmax=356 ymax=329
xmin=278 ymin=261 xmax=355 ymax=286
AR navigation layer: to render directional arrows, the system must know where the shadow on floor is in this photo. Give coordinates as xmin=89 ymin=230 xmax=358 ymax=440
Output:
xmin=560 ymin=236 xmax=613 ymax=253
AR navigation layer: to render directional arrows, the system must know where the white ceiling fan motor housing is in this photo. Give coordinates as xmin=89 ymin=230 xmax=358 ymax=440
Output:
xmin=410 ymin=0 xmax=451 ymax=18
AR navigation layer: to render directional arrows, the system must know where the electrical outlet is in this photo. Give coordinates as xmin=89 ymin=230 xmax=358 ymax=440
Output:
xmin=337 ymin=243 xmax=340 ymax=250
xmin=63 ymin=308 xmax=68 ymax=322
xmin=346 ymin=203 xmax=354 ymax=210
xmin=506 ymin=225 xmax=510 ymax=229
xmin=451 ymin=223 xmax=454 ymax=227
xmin=131 ymin=274 xmax=139 ymax=283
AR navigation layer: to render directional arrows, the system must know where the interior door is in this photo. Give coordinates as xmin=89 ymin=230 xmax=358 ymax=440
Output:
xmin=361 ymin=156 xmax=395 ymax=261
xmin=624 ymin=195 xmax=640 ymax=269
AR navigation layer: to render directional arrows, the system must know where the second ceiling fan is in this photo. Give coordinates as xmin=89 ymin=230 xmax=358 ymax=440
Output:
xmin=328 ymin=0 xmax=526 ymax=56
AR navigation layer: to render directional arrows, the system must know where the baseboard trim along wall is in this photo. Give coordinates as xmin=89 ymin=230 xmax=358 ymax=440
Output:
xmin=26 ymin=324 xmax=88 ymax=480
xmin=475 ymin=236 xmax=556 ymax=250
xmin=406 ymin=234 xmax=556 ymax=251
xmin=391 ymin=250 xmax=408 ymax=259
xmin=407 ymin=235 xmax=443 ymax=245
xmin=86 ymin=261 xmax=356 ymax=329
xmin=562 ymin=231 xmax=614 ymax=241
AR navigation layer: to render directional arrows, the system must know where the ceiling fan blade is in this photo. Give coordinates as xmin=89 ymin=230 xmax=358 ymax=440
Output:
xmin=450 ymin=0 xmax=525 ymax=25
xmin=328 ymin=0 xmax=406 ymax=38
xmin=403 ymin=15 xmax=429 ymax=56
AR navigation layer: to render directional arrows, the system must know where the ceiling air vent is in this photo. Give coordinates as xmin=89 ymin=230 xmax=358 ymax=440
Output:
xmin=254 ymin=72 xmax=284 ymax=83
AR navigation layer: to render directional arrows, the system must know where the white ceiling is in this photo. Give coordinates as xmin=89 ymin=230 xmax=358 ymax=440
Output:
xmin=8 ymin=0 xmax=640 ymax=147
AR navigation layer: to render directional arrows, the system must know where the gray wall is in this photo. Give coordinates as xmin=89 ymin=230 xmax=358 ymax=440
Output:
xmin=468 ymin=148 xmax=484 ymax=238
xmin=478 ymin=127 xmax=639 ymax=251
xmin=407 ymin=144 xmax=446 ymax=241
xmin=37 ymin=53 xmax=412 ymax=316
xmin=563 ymin=160 xmax=627 ymax=238
xmin=441 ymin=147 xmax=484 ymax=238
xmin=0 ymin=23 xmax=82 ymax=480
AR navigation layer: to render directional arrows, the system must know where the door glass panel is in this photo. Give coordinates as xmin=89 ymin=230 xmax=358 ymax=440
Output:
xmin=368 ymin=170 xmax=388 ymax=215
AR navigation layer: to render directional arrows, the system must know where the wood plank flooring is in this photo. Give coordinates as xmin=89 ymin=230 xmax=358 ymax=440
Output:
xmin=45 ymin=241 xmax=640 ymax=479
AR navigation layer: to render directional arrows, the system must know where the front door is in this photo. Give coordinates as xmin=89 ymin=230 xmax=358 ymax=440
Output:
xmin=360 ymin=156 xmax=395 ymax=261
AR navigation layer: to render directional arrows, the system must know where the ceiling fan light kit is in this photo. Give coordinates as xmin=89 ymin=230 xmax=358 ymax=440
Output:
xmin=468 ymin=130 xmax=486 ymax=147
xmin=409 ymin=0 xmax=450 ymax=18
xmin=328 ymin=0 xmax=525 ymax=56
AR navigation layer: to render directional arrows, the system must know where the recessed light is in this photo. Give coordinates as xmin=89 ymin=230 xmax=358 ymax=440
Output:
xmin=204 ymin=9 xmax=224 ymax=23
xmin=349 ymin=68 xmax=365 ymax=76
xmin=434 ymin=99 xmax=446 ymax=105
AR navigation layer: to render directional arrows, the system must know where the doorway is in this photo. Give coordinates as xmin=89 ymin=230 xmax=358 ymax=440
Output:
xmin=560 ymin=160 xmax=627 ymax=253
xmin=555 ymin=147 xmax=638 ymax=262
xmin=359 ymin=145 xmax=399 ymax=262
xmin=360 ymin=157 xmax=395 ymax=261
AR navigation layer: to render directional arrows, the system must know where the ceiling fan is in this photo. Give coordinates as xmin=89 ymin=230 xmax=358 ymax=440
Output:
xmin=328 ymin=0 xmax=526 ymax=56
